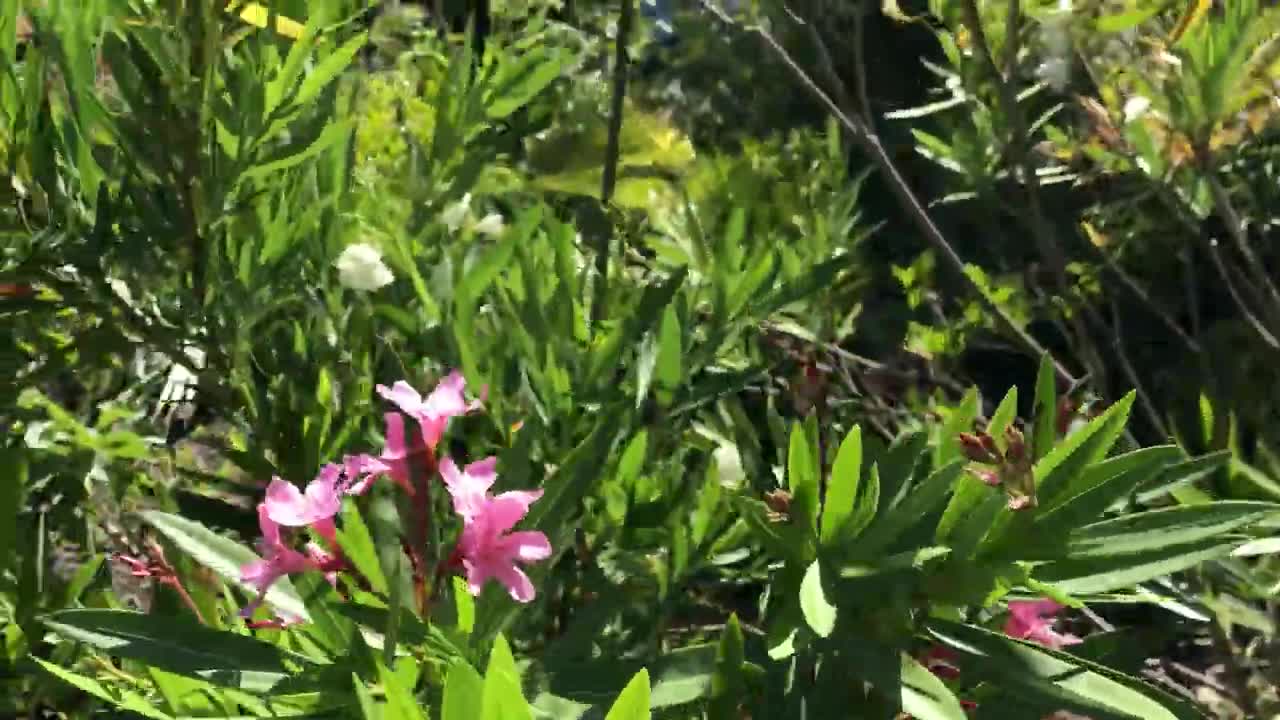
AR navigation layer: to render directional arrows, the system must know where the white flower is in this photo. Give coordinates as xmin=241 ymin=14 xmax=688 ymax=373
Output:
xmin=106 ymin=277 xmax=134 ymax=308
xmin=714 ymin=444 xmax=745 ymax=489
xmin=1037 ymin=2 xmax=1073 ymax=91
xmin=441 ymin=193 xmax=472 ymax=233
xmin=472 ymin=213 xmax=507 ymax=237
xmin=335 ymin=243 xmax=394 ymax=292
xmin=1123 ymin=95 xmax=1151 ymax=123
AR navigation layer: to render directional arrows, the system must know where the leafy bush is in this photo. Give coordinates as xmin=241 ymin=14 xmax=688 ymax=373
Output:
xmin=6 ymin=1 xmax=1280 ymax=718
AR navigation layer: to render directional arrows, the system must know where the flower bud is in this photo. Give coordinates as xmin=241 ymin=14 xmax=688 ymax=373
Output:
xmin=968 ymin=467 xmax=1001 ymax=487
xmin=764 ymin=489 xmax=792 ymax=520
xmin=958 ymin=432 xmax=998 ymax=463
xmin=1004 ymin=427 xmax=1027 ymax=463
xmin=335 ymin=243 xmax=395 ymax=292
xmin=1006 ymin=493 xmax=1036 ymax=511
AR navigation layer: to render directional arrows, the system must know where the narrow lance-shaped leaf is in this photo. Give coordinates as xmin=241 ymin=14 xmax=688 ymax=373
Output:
xmin=42 ymin=610 xmax=295 ymax=693
xmin=799 ymin=560 xmax=836 ymax=638
xmin=788 ymin=420 xmax=820 ymax=538
xmin=986 ymin=386 xmax=1018 ymax=444
xmin=142 ymin=511 xmax=309 ymax=622
xmin=1031 ymin=354 xmax=1057 ymax=462
xmin=900 ymin=653 xmax=966 ymax=720
xmin=605 ymin=669 xmax=651 ymax=720
xmin=820 ymin=425 xmax=861 ymax=547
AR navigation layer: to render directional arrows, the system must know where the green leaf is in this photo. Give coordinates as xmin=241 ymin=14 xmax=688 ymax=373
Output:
xmin=486 ymin=49 xmax=568 ymax=119
xmin=986 ymin=386 xmax=1018 ymax=441
xmin=1044 ymin=445 xmax=1183 ymax=514
xmin=934 ymin=389 xmax=979 ymax=469
xmin=605 ymin=669 xmax=651 ymax=720
xmin=981 ymin=393 xmax=1137 ymax=556
xmin=379 ymin=656 xmax=425 ymax=720
xmin=709 ymin=615 xmax=746 ymax=720
xmin=788 ymin=420 xmax=820 ymax=537
xmin=928 ymin=619 xmax=1201 ymax=720
xmin=1133 ymin=450 xmax=1231 ymax=504
xmin=291 ymin=32 xmax=367 ymax=109
xmin=852 ymin=463 xmax=881 ymax=541
xmin=244 ymin=120 xmax=353 ymax=179
xmin=142 ymin=511 xmax=309 ymax=622
xmin=861 ymin=461 xmax=962 ymax=558
xmin=525 ymin=410 xmax=622 ymax=534
xmin=444 ymin=661 xmax=486 ymax=720
xmin=42 ymin=610 xmax=295 ymax=693
xmin=900 ymin=653 xmax=966 ymax=720
xmin=1036 ymin=538 xmax=1240 ymax=594
xmin=799 ymin=560 xmax=837 ymax=638
xmin=1095 ymin=2 xmax=1167 ymax=32
xmin=1031 ymin=354 xmax=1057 ymax=462
xmin=1038 ymin=392 xmax=1136 ymax=502
xmin=483 ymin=634 xmax=532 ymax=720
xmin=34 ymin=658 xmax=173 ymax=720
xmin=150 ymin=668 xmax=218 ymax=716
xmin=0 ymin=448 xmax=25 ymax=576
xmin=821 ymin=425 xmax=862 ymax=547
xmin=353 ymin=672 xmax=380 ymax=719
xmin=1067 ymin=502 xmax=1277 ymax=557
xmin=337 ymin=500 xmax=389 ymax=596
xmin=654 ymin=304 xmax=682 ymax=403
xmin=453 ymin=576 xmax=476 ymax=635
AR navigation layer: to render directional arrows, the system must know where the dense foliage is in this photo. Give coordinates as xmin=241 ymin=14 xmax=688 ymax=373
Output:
xmin=3 ymin=0 xmax=1280 ymax=717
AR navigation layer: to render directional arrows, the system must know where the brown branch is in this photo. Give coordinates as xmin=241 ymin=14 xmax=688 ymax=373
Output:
xmin=852 ymin=5 xmax=875 ymax=132
xmin=1096 ymin=246 xmax=1202 ymax=354
xmin=591 ymin=0 xmax=635 ymax=328
xmin=698 ymin=0 xmax=1076 ymax=385
xmin=1207 ymin=238 xmax=1280 ymax=350
xmin=1109 ymin=300 xmax=1170 ymax=439
xmin=1206 ymin=171 xmax=1280 ymax=320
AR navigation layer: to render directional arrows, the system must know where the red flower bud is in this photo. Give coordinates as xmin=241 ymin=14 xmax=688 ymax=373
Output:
xmin=958 ymin=432 xmax=998 ymax=463
xmin=1004 ymin=427 xmax=1027 ymax=462
xmin=968 ymin=467 xmax=1001 ymax=487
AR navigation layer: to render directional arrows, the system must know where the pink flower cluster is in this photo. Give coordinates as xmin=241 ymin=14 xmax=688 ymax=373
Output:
xmin=914 ymin=597 xmax=1084 ymax=719
xmin=237 ymin=371 xmax=552 ymax=620
xmin=1003 ymin=599 xmax=1082 ymax=650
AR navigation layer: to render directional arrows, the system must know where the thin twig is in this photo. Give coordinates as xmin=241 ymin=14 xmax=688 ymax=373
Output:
xmin=1207 ymin=238 xmax=1280 ymax=350
xmin=1109 ymin=300 xmax=1170 ymax=439
xmin=1205 ymin=171 xmax=1280 ymax=321
xmin=697 ymin=0 xmax=1076 ymax=385
xmin=852 ymin=5 xmax=875 ymax=131
xmin=591 ymin=0 xmax=635 ymax=329
xmin=1096 ymin=246 xmax=1201 ymax=354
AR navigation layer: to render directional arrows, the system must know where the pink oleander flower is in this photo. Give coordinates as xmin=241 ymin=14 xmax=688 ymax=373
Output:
xmin=239 ymin=505 xmax=320 ymax=617
xmin=441 ymin=456 xmax=551 ymax=603
xmin=344 ymin=413 xmax=420 ymax=496
xmin=262 ymin=464 xmax=343 ymax=542
xmin=921 ymin=645 xmax=961 ymax=681
xmin=376 ymin=371 xmax=481 ymax=450
xmin=1004 ymin=599 xmax=1082 ymax=649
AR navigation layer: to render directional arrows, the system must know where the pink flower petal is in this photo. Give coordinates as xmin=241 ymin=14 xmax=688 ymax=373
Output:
xmin=304 ymin=464 xmax=343 ymax=517
xmin=377 ymin=381 xmax=426 ymax=416
xmin=263 ymin=477 xmax=309 ymax=526
xmin=491 ymin=562 xmax=536 ymax=602
xmin=383 ymin=412 xmax=408 ymax=460
xmin=423 ymin=371 xmax=469 ymax=417
xmin=256 ymin=504 xmax=284 ymax=550
xmin=1004 ymin=599 xmax=1082 ymax=649
xmin=441 ymin=456 xmax=496 ymax=518
xmin=484 ymin=490 xmax=544 ymax=536
xmin=462 ymin=557 xmax=493 ymax=597
xmin=498 ymin=530 xmax=552 ymax=562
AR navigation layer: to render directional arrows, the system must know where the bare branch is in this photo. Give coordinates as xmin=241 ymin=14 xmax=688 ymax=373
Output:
xmin=1207 ymin=238 xmax=1280 ymax=350
xmin=698 ymin=0 xmax=1077 ymax=385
